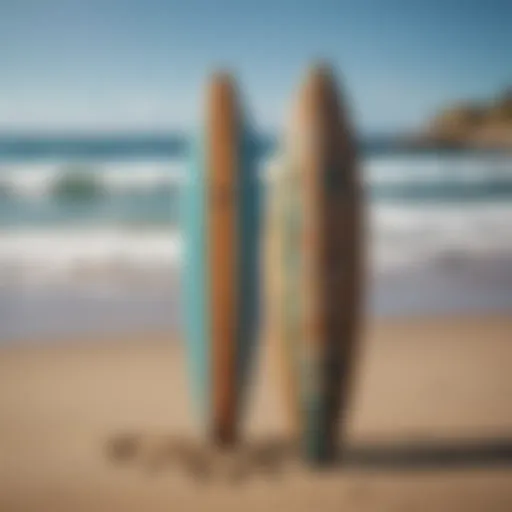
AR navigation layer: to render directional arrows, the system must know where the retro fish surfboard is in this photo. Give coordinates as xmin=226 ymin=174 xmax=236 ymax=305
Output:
xmin=266 ymin=64 xmax=362 ymax=464
xmin=182 ymin=72 xmax=260 ymax=446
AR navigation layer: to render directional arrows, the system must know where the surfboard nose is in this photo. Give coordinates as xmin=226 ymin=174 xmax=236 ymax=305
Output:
xmin=206 ymin=72 xmax=241 ymax=187
xmin=300 ymin=63 xmax=342 ymax=118
xmin=208 ymin=72 xmax=236 ymax=106
xmin=286 ymin=63 xmax=355 ymax=170
xmin=207 ymin=72 xmax=240 ymax=126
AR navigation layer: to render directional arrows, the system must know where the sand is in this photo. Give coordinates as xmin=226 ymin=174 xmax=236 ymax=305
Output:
xmin=1 ymin=316 xmax=512 ymax=511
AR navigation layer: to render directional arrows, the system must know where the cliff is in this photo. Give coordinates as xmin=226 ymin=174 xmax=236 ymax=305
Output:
xmin=413 ymin=88 xmax=512 ymax=149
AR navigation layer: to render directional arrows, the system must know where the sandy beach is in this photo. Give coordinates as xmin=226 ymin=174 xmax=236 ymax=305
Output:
xmin=1 ymin=316 xmax=511 ymax=511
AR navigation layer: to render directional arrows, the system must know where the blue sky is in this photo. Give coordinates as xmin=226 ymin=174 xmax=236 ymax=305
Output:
xmin=1 ymin=0 xmax=511 ymax=134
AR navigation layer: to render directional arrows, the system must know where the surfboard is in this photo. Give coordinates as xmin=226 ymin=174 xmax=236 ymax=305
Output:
xmin=182 ymin=72 xmax=260 ymax=447
xmin=267 ymin=64 xmax=362 ymax=464
xmin=262 ymin=155 xmax=302 ymax=439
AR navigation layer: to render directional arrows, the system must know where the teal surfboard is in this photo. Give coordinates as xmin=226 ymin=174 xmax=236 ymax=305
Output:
xmin=182 ymin=72 xmax=260 ymax=446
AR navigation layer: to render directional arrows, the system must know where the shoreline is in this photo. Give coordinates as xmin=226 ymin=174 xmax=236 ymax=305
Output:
xmin=0 ymin=311 xmax=510 ymax=348
xmin=3 ymin=257 xmax=512 ymax=342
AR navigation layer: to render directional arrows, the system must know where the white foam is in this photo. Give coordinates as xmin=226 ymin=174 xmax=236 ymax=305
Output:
xmin=0 ymin=228 xmax=182 ymax=287
xmin=370 ymin=202 xmax=512 ymax=273
xmin=2 ymin=201 xmax=512 ymax=287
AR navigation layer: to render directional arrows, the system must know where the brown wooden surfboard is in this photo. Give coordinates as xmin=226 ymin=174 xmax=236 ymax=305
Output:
xmin=208 ymin=74 xmax=239 ymax=445
xmin=183 ymin=72 xmax=260 ymax=447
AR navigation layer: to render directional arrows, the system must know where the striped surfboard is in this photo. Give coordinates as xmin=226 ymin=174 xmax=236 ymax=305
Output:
xmin=267 ymin=64 xmax=363 ymax=464
xmin=182 ymin=72 xmax=260 ymax=446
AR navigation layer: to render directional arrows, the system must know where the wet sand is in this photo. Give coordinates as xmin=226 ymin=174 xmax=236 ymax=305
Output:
xmin=1 ymin=316 xmax=512 ymax=511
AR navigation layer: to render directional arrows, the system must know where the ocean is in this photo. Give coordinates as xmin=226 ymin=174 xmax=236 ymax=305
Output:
xmin=1 ymin=134 xmax=512 ymax=341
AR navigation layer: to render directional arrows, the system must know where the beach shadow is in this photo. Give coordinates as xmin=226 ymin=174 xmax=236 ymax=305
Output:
xmin=104 ymin=432 xmax=512 ymax=482
xmin=105 ymin=432 xmax=298 ymax=482
xmin=343 ymin=435 xmax=512 ymax=471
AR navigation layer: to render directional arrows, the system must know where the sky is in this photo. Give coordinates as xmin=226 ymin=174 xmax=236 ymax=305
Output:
xmin=0 ymin=0 xmax=511 ymax=134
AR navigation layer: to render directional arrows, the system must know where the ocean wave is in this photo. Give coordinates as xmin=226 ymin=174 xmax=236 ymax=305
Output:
xmin=364 ymin=154 xmax=512 ymax=200
xmin=1 ymin=201 xmax=512 ymax=287
xmin=370 ymin=203 xmax=512 ymax=273
xmin=2 ymin=154 xmax=512 ymax=200
xmin=0 ymin=160 xmax=185 ymax=199
xmin=2 ymin=153 xmax=512 ymax=288
xmin=365 ymin=154 xmax=512 ymax=184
